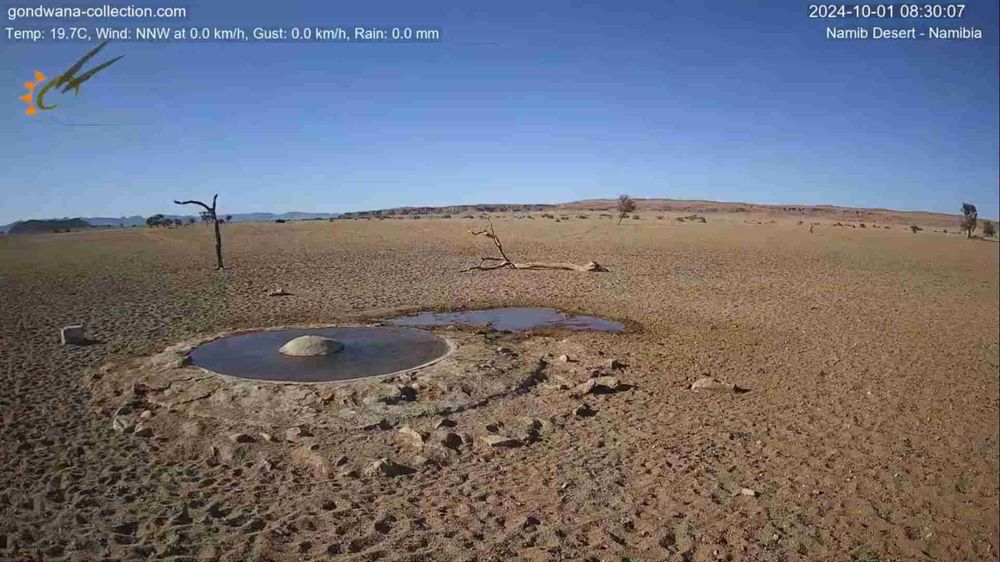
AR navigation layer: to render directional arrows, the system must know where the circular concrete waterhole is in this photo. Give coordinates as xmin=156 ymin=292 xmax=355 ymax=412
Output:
xmin=189 ymin=327 xmax=452 ymax=383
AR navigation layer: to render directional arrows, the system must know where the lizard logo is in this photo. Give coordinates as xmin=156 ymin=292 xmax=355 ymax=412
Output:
xmin=19 ymin=40 xmax=123 ymax=116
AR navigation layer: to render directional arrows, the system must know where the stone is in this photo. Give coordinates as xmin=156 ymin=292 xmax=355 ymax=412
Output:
xmin=112 ymin=416 xmax=134 ymax=433
xmin=738 ymin=488 xmax=757 ymax=497
xmin=606 ymin=358 xmax=626 ymax=371
xmin=558 ymin=354 xmax=572 ymax=363
xmin=572 ymin=376 xmax=623 ymax=396
xmin=60 ymin=325 xmax=86 ymax=345
xmin=279 ymin=335 xmax=344 ymax=357
xmin=284 ymin=426 xmax=312 ymax=442
xmin=291 ymin=444 xmax=331 ymax=477
xmin=438 ymin=432 xmax=463 ymax=450
xmin=397 ymin=426 xmax=426 ymax=448
xmin=133 ymin=425 xmax=154 ymax=438
xmin=229 ymin=433 xmax=256 ymax=444
xmin=434 ymin=418 xmax=457 ymax=429
xmin=573 ymin=404 xmax=596 ymax=417
xmin=691 ymin=377 xmax=740 ymax=393
xmin=364 ymin=458 xmax=415 ymax=478
xmin=138 ymin=410 xmax=153 ymax=419
xmin=481 ymin=434 xmax=521 ymax=448
xmin=268 ymin=287 xmax=290 ymax=296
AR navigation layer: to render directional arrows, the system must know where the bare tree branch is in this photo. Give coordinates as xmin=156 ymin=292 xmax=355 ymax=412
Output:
xmin=463 ymin=219 xmax=607 ymax=273
xmin=174 ymin=194 xmax=224 ymax=269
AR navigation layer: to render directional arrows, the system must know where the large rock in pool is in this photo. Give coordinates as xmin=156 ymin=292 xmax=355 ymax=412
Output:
xmin=279 ymin=335 xmax=344 ymax=357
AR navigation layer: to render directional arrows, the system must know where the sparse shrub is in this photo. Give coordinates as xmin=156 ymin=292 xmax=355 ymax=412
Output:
xmin=797 ymin=220 xmax=803 ymax=225
xmin=983 ymin=221 xmax=996 ymax=238
xmin=960 ymin=202 xmax=978 ymax=238
xmin=631 ymin=215 xmax=640 ymax=220
xmin=860 ymin=223 xmax=866 ymax=228
xmin=560 ymin=215 xmax=570 ymax=220
xmin=275 ymin=219 xmax=286 ymax=223
xmin=943 ymin=229 xmax=948 ymax=233
xmin=577 ymin=215 xmax=589 ymax=219
xmin=599 ymin=213 xmax=612 ymax=219
xmin=910 ymin=225 xmax=921 ymax=233
xmin=441 ymin=214 xmax=452 ymax=219
xmin=411 ymin=215 xmax=421 ymax=220
xmin=617 ymin=194 xmax=636 ymax=225
xmin=675 ymin=217 xmax=685 ymax=222
xmin=541 ymin=213 xmax=555 ymax=219
xmin=657 ymin=216 xmax=664 ymax=220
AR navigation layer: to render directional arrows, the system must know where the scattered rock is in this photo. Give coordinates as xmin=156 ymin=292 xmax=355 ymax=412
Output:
xmin=268 ymin=287 xmax=290 ymax=296
xmin=572 ymin=376 xmax=623 ymax=396
xmin=397 ymin=426 xmax=426 ymax=448
xmin=691 ymin=377 xmax=741 ymax=393
xmin=133 ymin=425 xmax=154 ymax=438
xmin=60 ymin=325 xmax=86 ymax=345
xmin=334 ymin=455 xmax=349 ymax=466
xmin=284 ymin=426 xmax=312 ymax=442
xmin=229 ymin=433 xmax=256 ymax=444
xmin=364 ymin=458 xmax=415 ymax=478
xmin=738 ymin=488 xmax=757 ymax=497
xmin=573 ymin=404 xmax=597 ymax=417
xmin=361 ymin=418 xmax=395 ymax=431
xmin=437 ymin=432 xmax=463 ymax=450
xmin=259 ymin=432 xmax=273 ymax=442
xmin=111 ymin=416 xmax=134 ymax=434
xmin=558 ymin=354 xmax=572 ymax=363
xmin=497 ymin=346 xmax=516 ymax=355
xmin=138 ymin=410 xmax=153 ymax=419
xmin=481 ymin=434 xmax=521 ymax=448
xmin=279 ymin=335 xmax=344 ymax=357
xmin=606 ymin=358 xmax=626 ymax=371
xmin=434 ymin=418 xmax=457 ymax=429
xmin=485 ymin=422 xmax=504 ymax=433
xmin=290 ymin=444 xmax=331 ymax=477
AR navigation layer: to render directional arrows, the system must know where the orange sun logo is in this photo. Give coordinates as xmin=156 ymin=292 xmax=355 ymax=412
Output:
xmin=20 ymin=70 xmax=46 ymax=116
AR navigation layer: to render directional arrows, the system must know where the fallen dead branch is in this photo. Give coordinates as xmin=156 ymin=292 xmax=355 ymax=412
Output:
xmin=462 ymin=219 xmax=608 ymax=273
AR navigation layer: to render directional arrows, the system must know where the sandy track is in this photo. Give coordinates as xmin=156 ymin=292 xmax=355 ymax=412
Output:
xmin=1 ymin=216 xmax=997 ymax=561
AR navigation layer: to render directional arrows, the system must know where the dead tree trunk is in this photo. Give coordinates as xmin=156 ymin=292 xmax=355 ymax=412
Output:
xmin=174 ymin=194 xmax=224 ymax=270
xmin=463 ymin=219 xmax=607 ymax=273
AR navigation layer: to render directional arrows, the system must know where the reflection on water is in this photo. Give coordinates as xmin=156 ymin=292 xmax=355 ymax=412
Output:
xmin=388 ymin=307 xmax=624 ymax=333
xmin=189 ymin=327 xmax=450 ymax=383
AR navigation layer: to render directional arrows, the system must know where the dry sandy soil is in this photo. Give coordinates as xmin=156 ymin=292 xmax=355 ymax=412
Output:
xmin=1 ymin=213 xmax=997 ymax=562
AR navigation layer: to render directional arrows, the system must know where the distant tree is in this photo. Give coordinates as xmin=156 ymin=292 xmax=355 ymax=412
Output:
xmin=960 ymin=203 xmax=978 ymax=239
xmin=983 ymin=221 xmax=996 ymax=238
xmin=174 ymin=194 xmax=225 ymax=270
xmin=617 ymin=194 xmax=636 ymax=225
xmin=146 ymin=214 xmax=166 ymax=228
xmin=172 ymin=218 xmax=182 ymax=227
xmin=187 ymin=217 xmax=196 ymax=225
xmin=199 ymin=210 xmax=212 ymax=225
xmin=225 ymin=215 xmax=233 ymax=222
xmin=910 ymin=225 xmax=922 ymax=233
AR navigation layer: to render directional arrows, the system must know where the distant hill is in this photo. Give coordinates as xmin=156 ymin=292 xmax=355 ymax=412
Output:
xmin=7 ymin=218 xmax=92 ymax=234
xmin=0 ymin=211 xmax=342 ymax=234
xmin=0 ymin=199 xmax=984 ymax=234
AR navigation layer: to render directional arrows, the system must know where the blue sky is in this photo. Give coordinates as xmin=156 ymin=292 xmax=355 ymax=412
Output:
xmin=1 ymin=0 xmax=998 ymax=223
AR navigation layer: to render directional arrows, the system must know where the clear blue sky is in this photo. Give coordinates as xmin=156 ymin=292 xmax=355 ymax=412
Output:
xmin=1 ymin=0 xmax=998 ymax=223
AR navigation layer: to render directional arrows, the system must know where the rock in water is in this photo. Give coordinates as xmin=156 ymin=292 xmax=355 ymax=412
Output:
xmin=279 ymin=336 xmax=344 ymax=357
xmin=60 ymin=325 xmax=85 ymax=345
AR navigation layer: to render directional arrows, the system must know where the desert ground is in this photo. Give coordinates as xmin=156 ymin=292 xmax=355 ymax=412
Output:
xmin=1 ymin=213 xmax=997 ymax=562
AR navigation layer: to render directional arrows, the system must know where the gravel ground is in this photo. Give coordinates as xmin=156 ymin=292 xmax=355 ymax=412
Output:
xmin=1 ymin=215 xmax=997 ymax=561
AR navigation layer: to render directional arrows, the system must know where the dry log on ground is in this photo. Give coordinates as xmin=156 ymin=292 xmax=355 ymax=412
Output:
xmin=462 ymin=220 xmax=607 ymax=273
